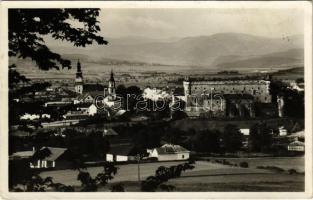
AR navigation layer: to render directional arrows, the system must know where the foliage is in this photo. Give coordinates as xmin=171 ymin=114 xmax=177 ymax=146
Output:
xmin=141 ymin=161 xmax=195 ymax=192
xmin=110 ymin=183 xmax=125 ymax=192
xmin=270 ymin=80 xmax=304 ymax=118
xmin=77 ymin=162 xmax=118 ymax=191
xmin=249 ymin=122 xmax=274 ymax=152
xmin=9 ymin=159 xmax=74 ymax=192
xmin=9 ymin=9 xmax=107 ymax=70
xmin=32 ymin=147 xmax=52 ymax=161
xmin=162 ymin=127 xmax=185 ymax=145
xmin=220 ymin=124 xmax=243 ymax=152
xmin=288 ymin=169 xmax=297 ymax=175
xmin=191 ymin=129 xmax=221 ymax=153
xmin=239 ymin=162 xmax=249 ymax=168
xmin=257 ymin=166 xmax=285 ymax=173
xmin=9 ymin=64 xmax=29 ymax=89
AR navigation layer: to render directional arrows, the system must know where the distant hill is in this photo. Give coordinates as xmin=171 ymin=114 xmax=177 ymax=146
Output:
xmin=11 ymin=32 xmax=304 ymax=77
xmin=46 ymin=32 xmax=303 ymax=67
xmin=271 ymin=67 xmax=304 ymax=79
xmin=62 ymin=54 xmax=171 ymax=67
xmin=214 ymin=48 xmax=304 ymax=70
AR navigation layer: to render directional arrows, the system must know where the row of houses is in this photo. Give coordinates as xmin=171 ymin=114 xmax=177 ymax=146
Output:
xmin=10 ymin=143 xmax=190 ymax=170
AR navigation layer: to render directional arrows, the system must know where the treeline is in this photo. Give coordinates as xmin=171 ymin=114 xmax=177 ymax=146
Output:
xmin=270 ymin=80 xmax=304 ymax=118
xmin=10 ymin=121 xmax=289 ymax=158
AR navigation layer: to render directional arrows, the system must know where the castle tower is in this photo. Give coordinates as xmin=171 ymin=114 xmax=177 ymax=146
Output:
xmin=183 ymin=76 xmax=191 ymax=96
xmin=75 ymin=60 xmax=83 ymax=94
xmin=277 ymin=95 xmax=285 ymax=117
xmin=108 ymin=70 xmax=116 ymax=96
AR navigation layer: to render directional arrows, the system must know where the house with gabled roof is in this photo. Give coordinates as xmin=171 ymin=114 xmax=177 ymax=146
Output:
xmin=30 ymin=147 xmax=70 ymax=169
xmin=148 ymin=144 xmax=190 ymax=161
xmin=103 ymin=128 xmax=119 ymax=136
xmin=106 ymin=144 xmax=141 ymax=162
xmin=10 ymin=147 xmax=71 ymax=169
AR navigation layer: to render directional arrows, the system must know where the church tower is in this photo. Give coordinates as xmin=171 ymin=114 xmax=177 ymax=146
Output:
xmin=108 ymin=70 xmax=116 ymax=96
xmin=75 ymin=60 xmax=83 ymax=94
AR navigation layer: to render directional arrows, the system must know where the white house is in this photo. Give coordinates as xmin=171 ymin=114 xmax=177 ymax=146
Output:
xmin=74 ymin=93 xmax=95 ymax=104
xmin=288 ymin=140 xmax=305 ymax=152
xmin=10 ymin=147 xmax=68 ymax=169
xmin=148 ymin=144 xmax=190 ymax=161
xmin=103 ymin=128 xmax=119 ymax=136
xmin=30 ymin=147 xmax=68 ymax=168
xmin=87 ymin=104 xmax=98 ymax=116
xmin=279 ymin=126 xmax=288 ymax=136
xmin=20 ymin=113 xmax=40 ymax=120
xmin=240 ymin=129 xmax=250 ymax=136
xmin=106 ymin=144 xmax=138 ymax=162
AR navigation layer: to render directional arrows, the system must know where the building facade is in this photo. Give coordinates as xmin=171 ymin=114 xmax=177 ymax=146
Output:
xmin=180 ymin=77 xmax=271 ymax=118
xmin=148 ymin=144 xmax=190 ymax=161
xmin=183 ymin=77 xmax=272 ymax=103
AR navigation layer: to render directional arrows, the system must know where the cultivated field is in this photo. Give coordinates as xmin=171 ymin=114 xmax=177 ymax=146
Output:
xmin=40 ymin=157 xmax=304 ymax=192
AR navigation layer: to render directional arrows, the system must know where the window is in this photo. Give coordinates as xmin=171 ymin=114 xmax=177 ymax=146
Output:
xmin=182 ymin=155 xmax=185 ymax=159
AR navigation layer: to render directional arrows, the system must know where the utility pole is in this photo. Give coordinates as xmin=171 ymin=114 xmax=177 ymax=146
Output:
xmin=137 ymin=153 xmax=141 ymax=182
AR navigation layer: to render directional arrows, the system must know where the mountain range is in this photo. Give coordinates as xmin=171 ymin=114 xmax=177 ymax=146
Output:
xmin=14 ymin=32 xmax=304 ymax=73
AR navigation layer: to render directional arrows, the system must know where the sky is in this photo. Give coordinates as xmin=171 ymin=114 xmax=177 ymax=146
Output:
xmin=97 ymin=8 xmax=304 ymax=39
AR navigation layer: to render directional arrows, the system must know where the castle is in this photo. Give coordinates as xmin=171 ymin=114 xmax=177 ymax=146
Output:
xmin=183 ymin=77 xmax=271 ymax=103
xmin=181 ymin=77 xmax=273 ymax=118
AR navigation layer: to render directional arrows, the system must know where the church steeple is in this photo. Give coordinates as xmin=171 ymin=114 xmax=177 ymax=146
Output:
xmin=76 ymin=59 xmax=83 ymax=79
xmin=109 ymin=69 xmax=115 ymax=82
xmin=108 ymin=69 xmax=116 ymax=96
xmin=75 ymin=60 xmax=83 ymax=94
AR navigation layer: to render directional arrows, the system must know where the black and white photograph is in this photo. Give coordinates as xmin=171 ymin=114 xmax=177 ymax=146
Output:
xmin=1 ymin=1 xmax=312 ymax=197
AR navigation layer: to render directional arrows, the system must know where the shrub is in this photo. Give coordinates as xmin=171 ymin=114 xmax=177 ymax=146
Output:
xmin=188 ymin=157 xmax=196 ymax=164
xmin=239 ymin=162 xmax=249 ymax=168
xmin=288 ymin=169 xmax=297 ymax=175
xmin=110 ymin=183 xmax=125 ymax=192
xmin=257 ymin=166 xmax=285 ymax=173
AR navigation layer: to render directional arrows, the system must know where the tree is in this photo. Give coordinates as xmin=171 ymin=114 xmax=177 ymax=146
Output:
xmin=8 ymin=9 xmax=120 ymax=192
xmin=249 ymin=123 xmax=273 ymax=152
xmin=9 ymin=9 xmax=107 ymax=127
xmin=9 ymin=9 xmax=107 ymax=70
xmin=76 ymin=162 xmax=118 ymax=191
xmin=269 ymin=80 xmax=304 ymax=118
xmin=116 ymin=84 xmax=127 ymax=98
xmin=162 ymin=128 xmax=183 ymax=145
xmin=125 ymin=86 xmax=143 ymax=112
xmin=221 ymin=124 xmax=243 ymax=152
xmin=191 ymin=129 xmax=220 ymax=153
xmin=141 ymin=161 xmax=195 ymax=192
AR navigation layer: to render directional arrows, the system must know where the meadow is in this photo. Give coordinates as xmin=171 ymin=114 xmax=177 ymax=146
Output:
xmin=40 ymin=157 xmax=304 ymax=192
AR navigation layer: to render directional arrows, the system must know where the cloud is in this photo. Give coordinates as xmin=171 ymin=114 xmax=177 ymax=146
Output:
xmin=99 ymin=9 xmax=175 ymax=38
xmin=98 ymin=8 xmax=304 ymax=39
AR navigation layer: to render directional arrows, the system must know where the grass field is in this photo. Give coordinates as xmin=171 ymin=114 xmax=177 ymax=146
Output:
xmin=205 ymin=156 xmax=304 ymax=172
xmin=40 ymin=157 xmax=304 ymax=192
